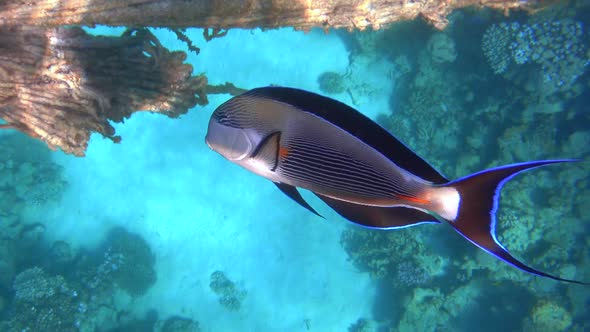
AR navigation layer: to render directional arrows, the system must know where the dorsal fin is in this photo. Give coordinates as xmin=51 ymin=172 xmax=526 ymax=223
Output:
xmin=243 ymin=87 xmax=448 ymax=184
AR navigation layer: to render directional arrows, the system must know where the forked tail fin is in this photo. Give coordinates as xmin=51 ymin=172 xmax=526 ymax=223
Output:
xmin=444 ymin=159 xmax=588 ymax=285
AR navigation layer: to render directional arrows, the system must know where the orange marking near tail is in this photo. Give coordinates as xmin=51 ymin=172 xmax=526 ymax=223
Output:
xmin=279 ymin=146 xmax=290 ymax=159
xmin=397 ymin=194 xmax=430 ymax=205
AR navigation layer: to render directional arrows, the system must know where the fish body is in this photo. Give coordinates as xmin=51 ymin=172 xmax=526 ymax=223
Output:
xmin=206 ymin=86 xmax=587 ymax=285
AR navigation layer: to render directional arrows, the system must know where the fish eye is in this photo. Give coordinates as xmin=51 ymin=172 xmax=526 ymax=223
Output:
xmin=213 ymin=110 xmax=225 ymax=120
xmin=213 ymin=110 xmax=232 ymax=126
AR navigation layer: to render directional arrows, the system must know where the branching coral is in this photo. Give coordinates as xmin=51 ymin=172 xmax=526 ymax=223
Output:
xmin=2 ymin=267 xmax=82 ymax=331
xmin=482 ymin=23 xmax=515 ymax=74
xmin=482 ymin=19 xmax=589 ymax=93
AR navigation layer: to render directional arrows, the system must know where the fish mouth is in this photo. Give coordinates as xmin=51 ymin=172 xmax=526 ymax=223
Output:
xmin=205 ymin=121 xmax=252 ymax=161
xmin=205 ymin=136 xmax=213 ymax=150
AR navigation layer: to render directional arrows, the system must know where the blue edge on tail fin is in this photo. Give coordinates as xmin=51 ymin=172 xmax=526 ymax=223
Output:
xmin=445 ymin=159 xmax=589 ymax=285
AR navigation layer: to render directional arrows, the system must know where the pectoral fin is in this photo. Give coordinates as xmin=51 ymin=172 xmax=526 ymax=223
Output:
xmin=251 ymin=131 xmax=281 ymax=171
xmin=274 ymin=182 xmax=323 ymax=218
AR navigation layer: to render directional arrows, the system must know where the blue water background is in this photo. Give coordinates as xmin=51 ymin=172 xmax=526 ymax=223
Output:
xmin=1 ymin=5 xmax=589 ymax=332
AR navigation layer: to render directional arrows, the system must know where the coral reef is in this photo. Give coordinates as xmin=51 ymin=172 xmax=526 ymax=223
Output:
xmin=482 ymin=23 xmax=513 ymax=74
xmin=0 ymin=160 xmax=67 ymax=207
xmin=482 ymin=19 xmax=588 ymax=94
xmin=341 ymin=5 xmax=590 ymax=330
xmin=0 ymin=133 xmax=67 ymax=236
xmin=0 ymin=225 xmax=165 ymax=331
xmin=340 ymin=228 xmax=415 ymax=279
xmin=395 ymin=261 xmax=430 ymax=288
xmin=13 ymin=267 xmax=63 ymax=302
xmin=427 ymin=32 xmax=457 ymax=64
xmin=76 ymin=227 xmax=157 ymax=297
xmin=209 ymin=271 xmax=247 ymax=311
xmin=0 ymin=238 xmax=17 ymax=289
xmin=157 ymin=316 xmax=201 ymax=332
xmin=527 ymin=300 xmax=573 ymax=332
xmin=49 ymin=241 xmax=74 ymax=268
xmin=0 ymin=133 xmax=68 ymax=294
xmin=348 ymin=318 xmax=374 ymax=332
xmin=1 ymin=267 xmax=82 ymax=331
xmin=317 ymin=71 xmax=346 ymax=94
xmin=0 ymin=132 xmax=165 ymax=332
xmin=395 ymin=283 xmax=482 ymax=331
xmin=396 ymin=287 xmax=445 ymax=331
xmin=106 ymin=227 xmax=157 ymax=296
xmin=339 ymin=226 xmax=446 ymax=290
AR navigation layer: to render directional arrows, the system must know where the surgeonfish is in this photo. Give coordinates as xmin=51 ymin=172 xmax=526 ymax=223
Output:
xmin=205 ymin=86 xmax=588 ymax=285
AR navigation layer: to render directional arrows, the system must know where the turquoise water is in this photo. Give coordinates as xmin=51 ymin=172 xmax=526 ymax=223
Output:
xmin=1 ymin=5 xmax=589 ymax=332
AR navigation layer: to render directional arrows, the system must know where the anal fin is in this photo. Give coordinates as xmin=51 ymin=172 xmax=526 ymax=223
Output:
xmin=315 ymin=194 xmax=439 ymax=229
